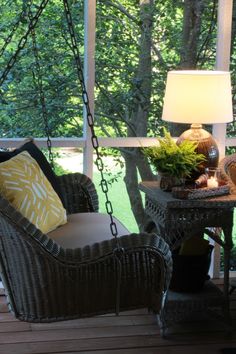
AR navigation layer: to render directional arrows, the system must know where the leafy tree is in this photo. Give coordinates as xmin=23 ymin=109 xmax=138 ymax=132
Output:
xmin=95 ymin=0 xmax=219 ymax=229
xmin=0 ymin=0 xmax=85 ymax=137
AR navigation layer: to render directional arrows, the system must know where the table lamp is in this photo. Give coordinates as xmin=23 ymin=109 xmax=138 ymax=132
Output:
xmin=162 ymin=70 xmax=233 ymax=172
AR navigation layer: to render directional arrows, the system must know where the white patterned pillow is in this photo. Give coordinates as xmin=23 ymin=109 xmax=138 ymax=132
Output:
xmin=0 ymin=151 xmax=67 ymax=233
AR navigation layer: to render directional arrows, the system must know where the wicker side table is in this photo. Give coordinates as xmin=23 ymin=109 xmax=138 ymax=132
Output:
xmin=139 ymin=181 xmax=236 ymax=333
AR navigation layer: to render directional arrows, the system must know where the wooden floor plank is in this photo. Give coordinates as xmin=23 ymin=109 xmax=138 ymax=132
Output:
xmin=0 ymin=324 xmax=160 ymax=344
xmin=0 ymin=312 xmax=17 ymax=322
xmin=0 ymin=284 xmax=235 ymax=354
xmin=0 ymin=321 xmax=31 ymax=333
xmin=0 ymin=333 xmax=235 ymax=354
xmin=0 ymin=295 xmax=8 ymax=313
xmin=49 ymin=344 xmax=236 ymax=354
xmin=0 ymin=335 xmax=162 ymax=354
xmin=0 ymin=333 xmax=236 ymax=354
xmin=0 ymin=303 xmax=8 ymax=313
xmin=30 ymin=314 xmax=156 ymax=331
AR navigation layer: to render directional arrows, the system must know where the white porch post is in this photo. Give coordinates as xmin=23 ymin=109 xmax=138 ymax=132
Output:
xmin=211 ymin=0 xmax=233 ymax=279
xmin=83 ymin=0 xmax=96 ymax=178
xmin=213 ymin=0 xmax=233 ymax=159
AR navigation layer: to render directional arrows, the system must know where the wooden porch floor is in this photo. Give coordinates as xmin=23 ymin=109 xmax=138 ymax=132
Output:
xmin=0 ymin=285 xmax=236 ymax=354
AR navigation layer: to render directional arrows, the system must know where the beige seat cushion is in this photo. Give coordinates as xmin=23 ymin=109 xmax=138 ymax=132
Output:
xmin=48 ymin=212 xmax=130 ymax=249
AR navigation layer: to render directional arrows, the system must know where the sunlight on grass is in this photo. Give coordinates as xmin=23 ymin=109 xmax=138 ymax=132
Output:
xmin=93 ymin=172 xmax=139 ymax=233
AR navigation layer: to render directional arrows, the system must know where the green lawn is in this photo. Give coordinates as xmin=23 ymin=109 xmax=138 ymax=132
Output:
xmin=93 ymin=171 xmax=139 ymax=233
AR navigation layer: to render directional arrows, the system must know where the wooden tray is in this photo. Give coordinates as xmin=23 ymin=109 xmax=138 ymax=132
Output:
xmin=172 ymin=184 xmax=230 ymax=200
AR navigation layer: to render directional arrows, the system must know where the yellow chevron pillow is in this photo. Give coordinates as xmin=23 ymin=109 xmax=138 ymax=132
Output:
xmin=0 ymin=151 xmax=67 ymax=233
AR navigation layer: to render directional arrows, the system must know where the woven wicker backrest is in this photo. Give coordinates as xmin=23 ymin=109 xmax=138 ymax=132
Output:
xmin=57 ymin=173 xmax=99 ymax=213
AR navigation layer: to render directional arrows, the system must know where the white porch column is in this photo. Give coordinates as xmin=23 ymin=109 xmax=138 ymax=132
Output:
xmin=213 ymin=0 xmax=233 ymax=160
xmin=83 ymin=0 xmax=96 ymax=178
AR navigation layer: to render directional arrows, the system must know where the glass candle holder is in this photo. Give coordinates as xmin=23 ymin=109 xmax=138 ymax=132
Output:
xmin=205 ymin=167 xmax=220 ymax=188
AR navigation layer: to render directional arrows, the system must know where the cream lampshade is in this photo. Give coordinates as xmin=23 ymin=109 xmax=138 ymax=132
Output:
xmin=162 ymin=70 xmax=233 ymax=172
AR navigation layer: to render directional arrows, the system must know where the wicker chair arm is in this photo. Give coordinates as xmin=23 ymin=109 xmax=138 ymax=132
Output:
xmin=57 ymin=172 xmax=99 ymax=214
xmin=62 ymin=232 xmax=172 ymax=288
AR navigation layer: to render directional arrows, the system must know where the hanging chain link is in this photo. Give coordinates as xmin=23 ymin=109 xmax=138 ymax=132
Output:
xmin=62 ymin=0 xmax=123 ymax=253
xmin=29 ymin=10 xmax=54 ymax=167
xmin=0 ymin=0 xmax=50 ymax=87
xmin=0 ymin=0 xmax=53 ymax=166
xmin=0 ymin=0 xmax=122 ymax=253
xmin=0 ymin=3 xmax=124 ymax=314
xmin=0 ymin=11 xmax=26 ymax=59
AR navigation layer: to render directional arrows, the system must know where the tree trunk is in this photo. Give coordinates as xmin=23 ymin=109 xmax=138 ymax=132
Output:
xmin=123 ymin=150 xmax=150 ymax=231
xmin=120 ymin=0 xmax=207 ymax=230
xmin=180 ymin=0 xmax=204 ymax=69
xmin=122 ymin=0 xmax=154 ymax=230
xmin=231 ymin=0 xmax=236 ymax=56
xmin=170 ymin=0 xmax=204 ymax=137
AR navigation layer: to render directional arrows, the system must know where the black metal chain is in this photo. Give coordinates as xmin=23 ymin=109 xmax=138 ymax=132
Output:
xmin=0 ymin=0 xmax=121 ymax=240
xmin=0 ymin=0 xmax=53 ymax=166
xmin=0 ymin=11 xmax=26 ymax=59
xmin=63 ymin=0 xmax=124 ymax=315
xmin=0 ymin=2 xmax=124 ymax=313
xmin=29 ymin=11 xmax=54 ymax=168
xmin=0 ymin=0 xmax=122 ymax=247
xmin=0 ymin=0 xmax=50 ymax=87
xmin=63 ymin=0 xmax=119 ymax=239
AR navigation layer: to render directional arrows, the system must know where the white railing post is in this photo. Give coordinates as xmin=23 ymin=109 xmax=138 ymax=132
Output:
xmin=213 ymin=0 xmax=233 ymax=159
xmin=83 ymin=0 xmax=96 ymax=178
xmin=211 ymin=0 xmax=233 ymax=279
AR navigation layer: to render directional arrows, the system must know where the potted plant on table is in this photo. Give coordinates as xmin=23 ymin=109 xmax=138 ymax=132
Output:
xmin=143 ymin=128 xmax=206 ymax=191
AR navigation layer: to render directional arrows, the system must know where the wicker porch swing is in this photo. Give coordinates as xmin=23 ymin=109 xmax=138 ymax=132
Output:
xmin=0 ymin=0 xmax=172 ymax=324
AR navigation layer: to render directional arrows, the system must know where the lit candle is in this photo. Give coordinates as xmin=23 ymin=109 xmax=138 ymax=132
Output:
xmin=207 ymin=176 xmax=218 ymax=188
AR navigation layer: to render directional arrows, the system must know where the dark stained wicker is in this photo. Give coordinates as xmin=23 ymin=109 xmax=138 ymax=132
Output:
xmin=139 ymin=177 xmax=236 ymax=331
xmin=0 ymin=172 xmax=172 ymax=323
xmin=57 ymin=173 xmax=99 ymax=213
xmin=219 ymin=153 xmax=236 ymax=194
xmin=219 ymin=154 xmax=236 ymax=297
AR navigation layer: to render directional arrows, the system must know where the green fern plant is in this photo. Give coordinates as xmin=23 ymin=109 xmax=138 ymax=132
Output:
xmin=143 ymin=128 xmax=206 ymax=179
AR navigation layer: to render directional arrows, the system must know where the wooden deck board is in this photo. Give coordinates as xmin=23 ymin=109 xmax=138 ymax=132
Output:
xmin=0 ymin=283 xmax=235 ymax=354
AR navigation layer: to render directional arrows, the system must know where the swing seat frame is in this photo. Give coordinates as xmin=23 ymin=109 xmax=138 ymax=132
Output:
xmin=0 ymin=171 xmax=172 ymax=323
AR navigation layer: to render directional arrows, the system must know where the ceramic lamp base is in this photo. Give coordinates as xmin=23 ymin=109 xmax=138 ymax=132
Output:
xmin=177 ymin=124 xmax=219 ymax=176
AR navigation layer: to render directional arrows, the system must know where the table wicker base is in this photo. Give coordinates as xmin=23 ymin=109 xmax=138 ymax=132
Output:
xmin=158 ymin=281 xmax=230 ymax=337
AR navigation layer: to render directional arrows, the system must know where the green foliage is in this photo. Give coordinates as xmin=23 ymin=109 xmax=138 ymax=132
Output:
xmin=0 ymin=0 xmax=84 ymax=138
xmin=0 ymin=0 xmax=221 ymax=140
xmin=143 ymin=128 xmax=206 ymax=179
xmin=53 ymin=161 xmax=69 ymax=176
